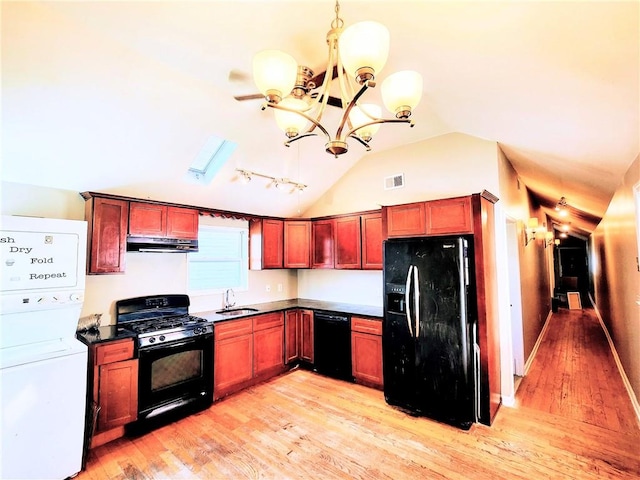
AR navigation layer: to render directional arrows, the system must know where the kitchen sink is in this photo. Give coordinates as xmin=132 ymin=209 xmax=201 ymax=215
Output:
xmin=215 ymin=307 xmax=259 ymax=316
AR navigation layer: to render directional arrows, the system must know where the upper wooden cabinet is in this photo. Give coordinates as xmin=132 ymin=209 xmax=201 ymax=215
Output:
xmin=385 ymin=202 xmax=427 ymax=237
xmin=284 ymin=220 xmax=311 ymax=268
xmin=311 ymin=219 xmax=335 ymax=269
xmin=84 ymin=196 xmax=129 ymax=274
xmin=249 ymin=219 xmax=284 ymax=269
xmin=383 ymin=196 xmax=473 ymax=238
xmin=334 ymin=215 xmax=362 ymax=269
xmin=129 ymin=202 xmax=198 ymax=239
xmin=360 ymin=212 xmax=383 ymax=270
xmin=425 ymin=196 xmax=473 ymax=235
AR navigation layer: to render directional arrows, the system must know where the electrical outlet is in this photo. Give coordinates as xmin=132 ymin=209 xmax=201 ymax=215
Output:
xmin=277 ymin=283 xmax=283 ymax=292
xmin=265 ymin=284 xmax=271 ymax=292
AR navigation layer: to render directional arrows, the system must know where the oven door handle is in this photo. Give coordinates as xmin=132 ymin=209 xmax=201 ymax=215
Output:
xmin=139 ymin=334 xmax=212 ymax=355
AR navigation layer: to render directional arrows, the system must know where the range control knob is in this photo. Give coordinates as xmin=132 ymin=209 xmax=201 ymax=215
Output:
xmin=148 ymin=337 xmax=156 ymax=344
xmin=159 ymin=335 xmax=166 ymax=342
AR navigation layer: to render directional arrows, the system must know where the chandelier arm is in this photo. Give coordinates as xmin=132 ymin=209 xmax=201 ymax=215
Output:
xmin=284 ymin=132 xmax=318 ymax=147
xmin=301 ymin=34 xmax=340 ymax=135
xmin=265 ymin=102 xmax=331 ymax=140
xmin=346 ymin=117 xmax=413 ymax=140
xmin=348 ymin=134 xmax=372 ymax=151
xmin=335 ymin=81 xmax=372 ymax=140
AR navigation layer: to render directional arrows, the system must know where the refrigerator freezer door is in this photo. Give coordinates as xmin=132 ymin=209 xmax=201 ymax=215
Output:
xmin=383 ymin=239 xmax=418 ymax=412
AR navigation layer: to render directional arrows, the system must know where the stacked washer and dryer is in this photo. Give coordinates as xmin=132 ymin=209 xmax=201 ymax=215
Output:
xmin=0 ymin=215 xmax=89 ymax=479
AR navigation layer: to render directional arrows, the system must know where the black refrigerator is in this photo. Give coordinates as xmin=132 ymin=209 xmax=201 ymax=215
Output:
xmin=382 ymin=236 xmax=480 ymax=430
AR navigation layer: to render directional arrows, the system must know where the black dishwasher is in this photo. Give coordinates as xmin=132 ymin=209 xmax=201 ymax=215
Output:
xmin=313 ymin=311 xmax=352 ymax=381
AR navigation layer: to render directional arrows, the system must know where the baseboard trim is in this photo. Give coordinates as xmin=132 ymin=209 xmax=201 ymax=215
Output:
xmin=589 ymin=293 xmax=640 ymax=427
xmin=523 ymin=309 xmax=554 ymax=376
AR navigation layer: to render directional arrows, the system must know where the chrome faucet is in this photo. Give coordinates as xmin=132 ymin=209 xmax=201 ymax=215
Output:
xmin=223 ymin=288 xmax=236 ymax=310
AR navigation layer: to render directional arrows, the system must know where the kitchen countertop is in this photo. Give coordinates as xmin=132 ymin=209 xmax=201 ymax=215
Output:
xmin=77 ymin=299 xmax=383 ymax=345
xmin=196 ymin=298 xmax=383 ymax=323
xmin=76 ymin=325 xmax=137 ymax=346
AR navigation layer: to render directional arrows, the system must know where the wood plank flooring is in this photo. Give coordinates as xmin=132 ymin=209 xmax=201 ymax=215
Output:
xmin=78 ymin=307 xmax=640 ymax=480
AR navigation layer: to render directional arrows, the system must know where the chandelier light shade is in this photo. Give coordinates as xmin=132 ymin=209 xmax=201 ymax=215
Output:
xmin=349 ymin=103 xmax=382 ymax=141
xmin=250 ymin=0 xmax=423 ymax=157
xmin=382 ymin=70 xmax=423 ymax=118
xmin=274 ymin=97 xmax=310 ymax=138
xmin=339 ymin=21 xmax=390 ymax=83
xmin=252 ymin=50 xmax=298 ymax=103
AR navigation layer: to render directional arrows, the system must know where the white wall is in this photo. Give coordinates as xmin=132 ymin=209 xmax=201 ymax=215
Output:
xmin=592 ymin=155 xmax=640 ymax=406
xmin=297 ymin=270 xmax=382 ymax=306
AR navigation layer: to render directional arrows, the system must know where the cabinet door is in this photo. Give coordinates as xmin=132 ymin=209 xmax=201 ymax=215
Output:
xmin=300 ymin=309 xmax=314 ymax=363
xmin=385 ymin=202 xmax=427 ymax=237
xmin=253 ymin=326 xmax=284 ymax=376
xmin=264 ymin=219 xmax=284 ymax=268
xmin=166 ymin=207 xmax=199 ymax=239
xmin=361 ymin=213 xmax=382 ymax=270
xmin=334 ymin=216 xmax=361 ymax=269
xmin=351 ymin=332 xmax=383 ymax=389
xmin=87 ymin=197 xmax=129 ymax=274
xmin=97 ymin=359 xmax=138 ymax=431
xmin=284 ymin=310 xmax=300 ymax=364
xmin=129 ymin=202 xmax=166 ymax=237
xmin=311 ymin=220 xmax=334 ymax=269
xmin=284 ymin=220 xmax=311 ymax=268
xmin=425 ymin=196 xmax=473 ymax=235
xmin=214 ymin=334 xmax=253 ymax=399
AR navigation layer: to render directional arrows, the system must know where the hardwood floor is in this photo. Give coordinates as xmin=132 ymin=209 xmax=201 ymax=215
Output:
xmin=78 ymin=308 xmax=640 ymax=479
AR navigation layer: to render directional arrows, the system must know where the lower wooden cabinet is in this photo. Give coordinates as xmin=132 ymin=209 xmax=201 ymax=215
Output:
xmin=300 ymin=309 xmax=314 ymax=363
xmin=90 ymin=338 xmax=138 ymax=447
xmin=253 ymin=313 xmax=285 ymax=377
xmin=351 ymin=317 xmax=383 ymax=389
xmin=214 ymin=313 xmax=285 ymax=401
xmin=284 ymin=309 xmax=314 ymax=364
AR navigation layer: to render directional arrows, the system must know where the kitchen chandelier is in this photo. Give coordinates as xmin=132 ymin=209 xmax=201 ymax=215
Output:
xmin=251 ymin=0 xmax=423 ymax=157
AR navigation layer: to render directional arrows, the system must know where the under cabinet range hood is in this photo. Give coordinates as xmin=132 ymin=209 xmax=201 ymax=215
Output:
xmin=127 ymin=236 xmax=198 ymax=253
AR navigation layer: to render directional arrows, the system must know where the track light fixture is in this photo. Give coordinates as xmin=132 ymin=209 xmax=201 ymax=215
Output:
xmin=236 ymin=169 xmax=306 ymax=194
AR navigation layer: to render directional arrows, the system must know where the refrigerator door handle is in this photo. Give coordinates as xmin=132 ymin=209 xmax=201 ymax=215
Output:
xmin=405 ymin=265 xmax=413 ymax=337
xmin=413 ymin=266 xmax=420 ymax=337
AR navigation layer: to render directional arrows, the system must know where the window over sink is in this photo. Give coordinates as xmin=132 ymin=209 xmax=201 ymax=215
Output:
xmin=188 ymin=218 xmax=248 ymax=293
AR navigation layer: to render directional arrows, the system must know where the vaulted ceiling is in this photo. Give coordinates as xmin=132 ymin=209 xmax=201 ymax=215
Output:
xmin=2 ymin=1 xmax=638 ymax=235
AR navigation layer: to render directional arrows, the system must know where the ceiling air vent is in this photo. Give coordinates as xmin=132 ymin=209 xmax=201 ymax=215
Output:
xmin=384 ymin=173 xmax=405 ymax=190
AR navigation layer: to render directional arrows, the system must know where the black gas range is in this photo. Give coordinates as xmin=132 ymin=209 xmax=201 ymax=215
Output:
xmin=115 ymin=294 xmax=213 ymax=434
xmin=116 ymin=294 xmax=213 ymax=349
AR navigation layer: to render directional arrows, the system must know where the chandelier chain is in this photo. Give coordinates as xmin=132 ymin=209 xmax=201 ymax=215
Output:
xmin=331 ymin=0 xmax=344 ymax=29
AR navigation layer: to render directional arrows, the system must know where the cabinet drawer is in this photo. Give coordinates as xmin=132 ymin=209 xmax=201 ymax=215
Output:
xmin=253 ymin=312 xmax=284 ymax=331
xmin=95 ymin=339 xmax=134 ymax=365
xmin=351 ymin=317 xmax=382 ymax=335
xmin=215 ymin=318 xmax=253 ymax=341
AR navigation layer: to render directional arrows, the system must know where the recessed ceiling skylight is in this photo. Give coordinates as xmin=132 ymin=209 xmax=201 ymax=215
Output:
xmin=188 ymin=135 xmax=237 ymax=184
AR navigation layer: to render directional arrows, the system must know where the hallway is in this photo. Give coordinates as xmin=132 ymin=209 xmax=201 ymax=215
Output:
xmin=516 ymin=306 xmax=640 ymax=435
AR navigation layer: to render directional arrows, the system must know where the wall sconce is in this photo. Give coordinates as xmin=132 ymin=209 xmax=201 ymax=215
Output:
xmin=554 ymin=239 xmax=560 ymax=246
xmin=236 ymin=169 xmax=307 ymax=194
xmin=544 ymin=231 xmax=554 ymax=248
xmin=525 ymin=218 xmax=539 ymax=246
